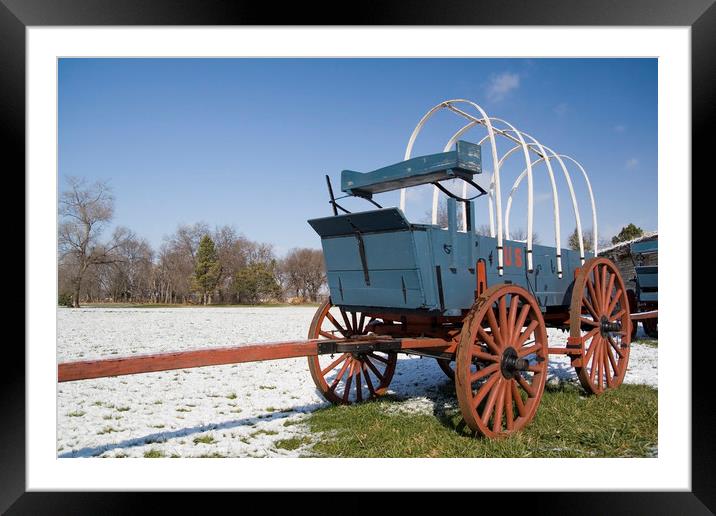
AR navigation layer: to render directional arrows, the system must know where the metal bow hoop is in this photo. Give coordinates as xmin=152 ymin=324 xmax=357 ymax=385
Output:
xmin=402 ymin=99 xmax=598 ymax=278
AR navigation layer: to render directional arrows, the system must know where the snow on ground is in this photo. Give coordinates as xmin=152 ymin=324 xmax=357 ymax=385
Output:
xmin=57 ymin=307 xmax=657 ymax=458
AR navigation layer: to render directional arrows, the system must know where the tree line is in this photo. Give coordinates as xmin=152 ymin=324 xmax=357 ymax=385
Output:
xmin=58 ymin=177 xmax=326 ymax=307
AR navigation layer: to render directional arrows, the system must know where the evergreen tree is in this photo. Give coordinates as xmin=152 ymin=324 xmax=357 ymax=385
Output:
xmin=611 ymin=223 xmax=644 ymax=244
xmin=193 ymin=235 xmax=221 ymax=305
xmin=234 ymin=262 xmax=281 ymax=304
xmin=568 ymin=227 xmax=594 ymax=251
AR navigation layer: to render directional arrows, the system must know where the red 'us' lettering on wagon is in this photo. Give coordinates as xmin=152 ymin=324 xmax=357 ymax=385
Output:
xmin=503 ymin=246 xmax=524 ymax=268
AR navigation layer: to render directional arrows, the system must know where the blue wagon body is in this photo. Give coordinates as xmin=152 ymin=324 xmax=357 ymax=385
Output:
xmin=309 ymin=207 xmax=590 ymax=316
xmin=631 ymin=239 xmax=658 ymax=304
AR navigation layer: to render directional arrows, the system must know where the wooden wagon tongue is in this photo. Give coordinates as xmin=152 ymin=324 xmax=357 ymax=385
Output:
xmin=57 ymin=335 xmax=451 ymax=383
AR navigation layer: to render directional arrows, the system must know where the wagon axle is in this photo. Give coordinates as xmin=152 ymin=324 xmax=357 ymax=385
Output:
xmin=500 ymin=347 xmax=530 ymax=379
xmin=600 ymin=317 xmax=622 ymax=335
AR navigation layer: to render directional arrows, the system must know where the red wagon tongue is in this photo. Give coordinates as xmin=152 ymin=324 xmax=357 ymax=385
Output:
xmin=57 ymin=335 xmax=451 ymax=383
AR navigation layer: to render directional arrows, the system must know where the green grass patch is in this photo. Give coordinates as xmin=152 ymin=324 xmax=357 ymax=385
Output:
xmin=97 ymin=426 xmax=119 ymax=435
xmin=67 ymin=410 xmax=86 ymax=417
xmin=633 ymin=338 xmax=658 ymax=348
xmin=259 ymin=385 xmax=277 ymax=390
xmin=193 ymin=434 xmax=216 ymax=445
xmin=143 ymin=449 xmax=165 ymax=458
xmin=226 ymin=392 xmax=237 ymax=400
xmin=305 ymin=383 xmax=657 ymax=458
xmin=274 ymin=436 xmax=312 ymax=451
xmin=198 ymin=452 xmax=226 ymax=458
xmin=116 ymin=406 xmax=131 ymax=412
xmin=176 ymin=407 xmax=191 ymax=413
xmin=250 ymin=429 xmax=279 ymax=438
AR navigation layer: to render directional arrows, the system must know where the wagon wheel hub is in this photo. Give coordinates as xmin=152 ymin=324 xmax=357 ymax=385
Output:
xmin=599 ymin=316 xmax=622 ymax=336
xmin=500 ymin=347 xmax=529 ymax=379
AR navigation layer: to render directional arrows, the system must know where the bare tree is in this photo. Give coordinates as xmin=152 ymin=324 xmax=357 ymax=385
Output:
xmin=106 ymin=230 xmax=154 ymax=302
xmin=476 ymin=224 xmax=493 ymax=237
xmin=58 ymin=177 xmax=128 ymax=307
xmin=281 ymin=248 xmax=326 ymax=301
xmin=509 ymin=228 xmax=540 ymax=244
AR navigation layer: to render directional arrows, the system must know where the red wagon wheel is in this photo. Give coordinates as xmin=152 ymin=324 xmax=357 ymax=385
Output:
xmin=455 ymin=284 xmax=548 ymax=438
xmin=307 ymin=299 xmax=397 ymax=405
xmin=570 ymin=257 xmax=631 ymax=395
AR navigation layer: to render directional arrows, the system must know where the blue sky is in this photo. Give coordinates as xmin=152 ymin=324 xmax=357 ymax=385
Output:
xmin=58 ymin=58 xmax=657 ymax=255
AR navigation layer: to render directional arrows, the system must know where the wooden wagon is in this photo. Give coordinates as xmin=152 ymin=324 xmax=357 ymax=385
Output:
xmin=59 ymin=99 xmax=636 ymax=438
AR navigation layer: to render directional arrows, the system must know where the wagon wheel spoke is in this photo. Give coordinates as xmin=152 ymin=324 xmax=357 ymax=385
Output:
xmin=485 ymin=307 xmax=505 ymax=349
xmin=339 ymin=307 xmax=353 ymax=333
xmin=511 ymin=380 xmax=527 ymax=417
xmin=498 ymin=296 xmax=509 ymax=343
xmin=321 ymin=353 xmax=349 ymax=376
xmin=471 ymin=373 xmax=500 ymax=409
xmin=605 ymin=340 xmax=619 ymax=374
xmin=504 ymin=381 xmax=515 ymax=431
xmin=481 ymin=378 xmax=503 ymax=425
xmin=586 ymin=277 xmax=601 ymax=314
xmin=609 ymin=309 xmax=626 ymax=322
xmin=603 ymin=345 xmax=613 ymax=388
xmin=583 ymin=297 xmax=600 ymax=322
xmin=604 ymin=273 xmax=616 ymax=309
xmin=607 ymin=335 xmax=625 ymax=357
xmin=364 ymin=355 xmax=386 ymax=382
xmin=368 ymin=352 xmax=389 ymax=365
xmin=325 ymin=312 xmax=349 ymax=337
xmin=518 ymin=344 xmax=541 ymax=358
xmin=469 ymin=362 xmax=499 ymax=383
xmin=471 ymin=344 xmax=500 ymax=363
xmin=606 ymin=289 xmax=623 ymax=318
xmin=507 ymin=295 xmax=520 ymax=343
xmin=583 ymin=334 xmax=601 ymax=368
xmin=579 ymin=316 xmax=599 ymax=327
xmin=342 ymin=360 xmax=355 ymax=403
xmin=600 ymin=266 xmax=609 ymax=309
xmin=514 ymin=320 xmax=539 ymax=349
xmin=361 ymin=360 xmax=376 ymax=397
xmin=329 ymin=358 xmax=352 ymax=392
xmin=351 ymin=312 xmax=358 ymax=334
xmin=477 ymin=327 xmax=501 ymax=355
xmin=515 ymin=372 xmax=537 ymax=398
xmin=592 ymin=265 xmax=603 ymax=309
xmin=354 ymin=367 xmax=363 ymax=403
xmin=587 ymin=337 xmax=601 ymax=382
xmin=492 ymin=382 xmax=506 ymax=433
xmin=358 ymin=313 xmax=366 ymax=333
xmin=513 ymin=303 xmax=531 ymax=339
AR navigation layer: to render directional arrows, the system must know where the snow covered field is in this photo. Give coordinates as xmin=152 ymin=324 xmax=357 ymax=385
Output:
xmin=57 ymin=306 xmax=657 ymax=458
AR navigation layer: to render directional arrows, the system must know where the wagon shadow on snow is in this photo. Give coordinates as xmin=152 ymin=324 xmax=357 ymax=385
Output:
xmin=58 ymin=401 xmax=328 ymax=458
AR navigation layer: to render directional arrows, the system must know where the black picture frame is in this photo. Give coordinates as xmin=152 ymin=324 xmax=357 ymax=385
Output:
xmin=6 ymin=0 xmax=708 ymax=513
